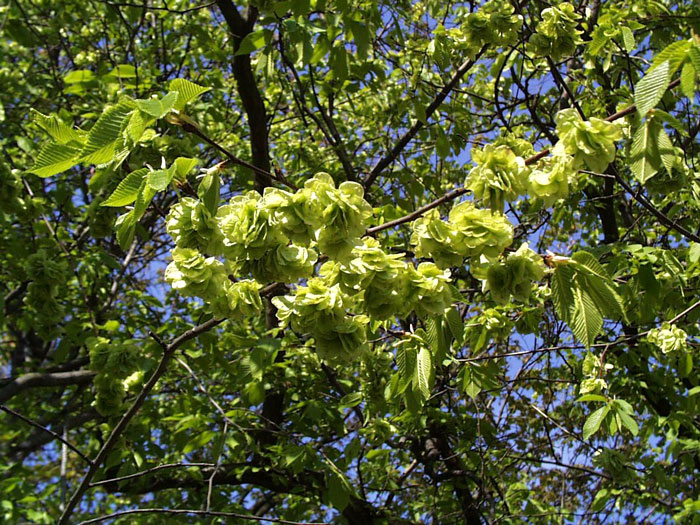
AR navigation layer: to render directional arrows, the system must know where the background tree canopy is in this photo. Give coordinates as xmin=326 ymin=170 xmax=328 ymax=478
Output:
xmin=1 ymin=0 xmax=700 ymax=523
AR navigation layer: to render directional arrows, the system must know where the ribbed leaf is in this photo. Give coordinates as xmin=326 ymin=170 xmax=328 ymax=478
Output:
xmin=135 ymin=91 xmax=179 ymax=118
xmin=198 ymin=170 xmax=220 ymax=214
xmin=169 ymin=78 xmax=210 ymax=111
xmin=577 ymin=273 xmax=624 ymax=322
xmin=27 ymin=142 xmax=80 ymax=178
xmin=396 ymin=344 xmax=416 ymax=380
xmin=656 ymin=126 xmax=676 ymax=175
xmin=689 ymin=45 xmax=700 ymax=73
xmin=551 ymin=264 xmax=575 ymax=323
xmin=126 ymin=110 xmax=155 ymax=143
xmin=115 ymin=210 xmax=136 ymax=250
xmin=415 ymin=346 xmax=433 ymax=400
xmin=571 ymin=286 xmax=603 ymax=348
xmin=572 ymin=251 xmax=611 ymax=280
xmin=445 ymin=306 xmax=464 ymax=345
xmin=31 ymin=110 xmax=84 ymax=146
xmin=635 ymin=61 xmax=670 ymax=117
xmin=680 ymin=61 xmax=696 ymax=100
xmin=630 ymin=120 xmax=660 ymax=183
xmin=620 ymin=27 xmax=635 ymax=53
xmin=102 ymin=168 xmax=147 ymax=207
xmin=80 ymin=102 xmax=135 ymax=165
xmin=583 ymin=405 xmax=609 ymax=439
xmin=648 ymin=40 xmax=691 ymax=76
xmin=170 ymin=157 xmax=198 ymax=179
xmin=147 ymin=169 xmax=172 ymax=191
xmin=134 ymin=180 xmax=157 ymax=221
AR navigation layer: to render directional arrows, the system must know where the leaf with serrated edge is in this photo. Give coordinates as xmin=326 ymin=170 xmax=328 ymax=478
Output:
xmin=635 ymin=61 xmax=670 ymax=117
xmin=656 ymin=126 xmax=676 ymax=175
xmin=416 ymin=346 xmax=432 ymax=400
xmin=571 ymin=286 xmax=603 ymax=348
xmin=630 ymin=120 xmax=660 ymax=183
xmin=102 ymin=168 xmax=148 ymax=207
xmin=27 ymin=142 xmax=80 ymax=178
xmin=680 ymin=61 xmax=696 ymax=99
xmin=583 ymin=405 xmax=610 ymax=439
xmin=169 ymin=79 xmax=211 ymax=111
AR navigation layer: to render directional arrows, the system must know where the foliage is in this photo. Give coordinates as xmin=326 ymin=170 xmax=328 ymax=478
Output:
xmin=1 ymin=0 xmax=700 ymax=524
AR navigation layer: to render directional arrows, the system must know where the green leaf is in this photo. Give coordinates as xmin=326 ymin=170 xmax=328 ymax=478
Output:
xmin=102 ymin=168 xmax=147 ymax=206
xmin=31 ymin=110 xmax=84 ymax=146
xmin=170 ymin=157 xmax=198 ymax=180
xmin=571 ymin=286 xmax=603 ymax=348
xmin=198 ymin=170 xmax=220 ymax=214
xmin=147 ymin=169 xmax=172 ymax=191
xmin=575 ymin=394 xmax=608 ymax=403
xmin=445 ymin=306 xmax=463 ymax=345
xmin=107 ymin=64 xmax=137 ymax=78
xmin=80 ymin=102 xmax=135 ymax=165
xmin=396 ymin=344 xmax=416 ymax=380
xmin=135 ymin=91 xmax=179 ymax=118
xmin=169 ymin=78 xmax=211 ymax=111
xmin=27 ymin=142 xmax=80 ymax=178
xmin=583 ymin=405 xmax=610 ymax=439
xmin=680 ymin=61 xmax=696 ymax=99
xmin=63 ymin=70 xmax=96 ymax=84
xmin=326 ymin=472 xmax=350 ymax=511
xmin=551 ymin=263 xmax=575 ymax=324
xmin=134 ymin=179 xmax=157 ymax=221
xmin=630 ymin=120 xmax=660 ymax=183
xmin=648 ymin=40 xmax=692 ymax=76
xmin=617 ymin=410 xmax=638 ymax=436
xmin=688 ymin=45 xmax=700 ymax=73
xmin=620 ymin=27 xmax=635 ymax=53
xmin=635 ymin=61 xmax=670 ymax=117
xmin=656 ymin=126 xmax=676 ymax=175
xmin=115 ymin=210 xmax=136 ymax=249
xmin=415 ymin=345 xmax=433 ymax=400
xmin=235 ymin=29 xmax=266 ymax=56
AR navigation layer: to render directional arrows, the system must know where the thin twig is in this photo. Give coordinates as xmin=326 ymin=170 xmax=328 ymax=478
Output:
xmin=0 ymin=404 xmax=92 ymax=465
xmin=77 ymin=508 xmax=329 ymax=525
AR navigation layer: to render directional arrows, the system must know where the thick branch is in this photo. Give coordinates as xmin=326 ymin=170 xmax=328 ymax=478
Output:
xmin=215 ymin=1 xmax=271 ymax=191
xmin=0 ymin=370 xmax=96 ymax=403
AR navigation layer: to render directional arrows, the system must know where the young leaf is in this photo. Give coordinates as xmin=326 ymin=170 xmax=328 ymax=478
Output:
xmin=415 ymin=346 xmax=433 ymax=400
xmin=235 ymin=29 xmax=266 ymax=56
xmin=680 ymin=61 xmax=696 ymax=100
xmin=445 ymin=306 xmax=464 ymax=345
xmin=571 ymin=286 xmax=603 ymax=348
xmin=27 ymin=142 xmax=80 ymax=178
xmin=630 ymin=120 xmax=660 ymax=183
xmin=147 ymin=169 xmax=172 ymax=191
xmin=31 ymin=110 xmax=84 ymax=146
xmin=198 ymin=170 xmax=220 ymax=214
xmin=551 ymin=263 xmax=575 ymax=323
xmin=583 ymin=405 xmax=610 ymax=439
xmin=135 ymin=91 xmax=179 ymax=119
xmin=102 ymin=168 xmax=148 ymax=206
xmin=656 ymin=126 xmax=676 ymax=175
xmin=635 ymin=61 xmax=670 ymax=117
xmin=80 ymin=102 xmax=135 ymax=165
xmin=620 ymin=27 xmax=635 ymax=53
xmin=169 ymin=78 xmax=211 ymax=111
xmin=115 ymin=210 xmax=136 ymax=249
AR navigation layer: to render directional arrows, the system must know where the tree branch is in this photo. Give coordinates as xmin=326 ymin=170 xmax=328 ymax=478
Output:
xmin=0 ymin=370 xmax=96 ymax=403
xmin=363 ymin=47 xmax=487 ymax=189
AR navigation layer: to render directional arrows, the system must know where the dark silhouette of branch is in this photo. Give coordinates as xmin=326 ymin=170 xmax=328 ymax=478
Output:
xmin=0 ymin=370 xmax=96 ymax=403
xmin=78 ymin=507 xmax=329 ymax=525
xmin=0 ymin=404 xmax=92 ymax=464
xmin=363 ymin=47 xmax=487 ymax=189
